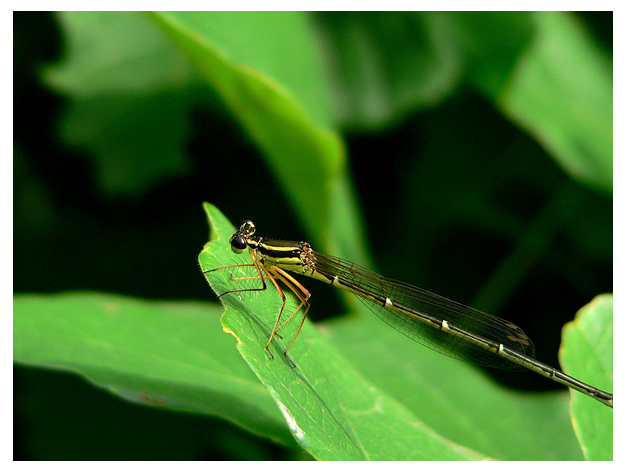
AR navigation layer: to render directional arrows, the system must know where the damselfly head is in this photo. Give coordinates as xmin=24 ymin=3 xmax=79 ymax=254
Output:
xmin=230 ymin=220 xmax=257 ymax=254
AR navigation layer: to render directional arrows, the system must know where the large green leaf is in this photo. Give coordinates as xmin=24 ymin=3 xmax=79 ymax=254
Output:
xmin=314 ymin=11 xmax=533 ymax=130
xmin=325 ymin=292 xmax=613 ymax=460
xmin=13 ymin=292 xmax=292 ymax=445
xmin=199 ymin=203 xmax=483 ymax=460
xmin=161 ymin=11 xmax=333 ymax=128
xmin=560 ymin=294 xmax=613 ymax=460
xmin=198 ymin=203 xmax=611 ymax=460
xmin=43 ymin=12 xmax=194 ymax=196
xmin=499 ymin=12 xmax=612 ymax=195
xmin=13 ymin=203 xmax=611 ymax=460
xmin=147 ymin=12 xmax=367 ymax=264
xmin=314 ymin=12 xmax=611 ymax=195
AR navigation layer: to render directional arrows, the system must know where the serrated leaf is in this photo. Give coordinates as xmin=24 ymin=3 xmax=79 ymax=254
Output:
xmin=560 ymin=294 xmax=613 ymax=460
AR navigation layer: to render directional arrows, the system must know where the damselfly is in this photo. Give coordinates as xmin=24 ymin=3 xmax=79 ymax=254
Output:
xmin=206 ymin=220 xmax=613 ymax=408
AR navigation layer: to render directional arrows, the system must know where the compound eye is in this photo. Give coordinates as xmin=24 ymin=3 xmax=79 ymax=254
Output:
xmin=230 ymin=235 xmax=248 ymax=254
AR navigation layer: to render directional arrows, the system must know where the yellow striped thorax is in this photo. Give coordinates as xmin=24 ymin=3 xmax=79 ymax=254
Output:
xmin=229 ymin=220 xmax=316 ymax=275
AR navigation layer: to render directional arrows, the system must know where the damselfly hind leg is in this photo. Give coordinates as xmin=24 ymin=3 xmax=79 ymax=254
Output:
xmin=256 ymin=265 xmax=311 ymax=368
xmin=268 ymin=267 xmax=311 ymax=366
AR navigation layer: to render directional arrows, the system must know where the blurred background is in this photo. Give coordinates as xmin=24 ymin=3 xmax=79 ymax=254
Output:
xmin=14 ymin=11 xmax=612 ymax=460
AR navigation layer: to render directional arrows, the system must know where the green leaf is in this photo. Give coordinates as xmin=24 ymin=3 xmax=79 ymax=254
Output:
xmin=499 ymin=12 xmax=612 ymax=195
xmin=314 ymin=11 xmax=533 ymax=130
xmin=324 ymin=316 xmax=586 ymax=460
xmin=160 ymin=11 xmax=333 ymax=129
xmin=313 ymin=12 xmax=463 ymax=130
xmin=199 ymin=203 xmax=485 ymax=460
xmin=13 ymin=292 xmax=293 ymax=446
xmin=315 ymin=12 xmax=611 ymax=195
xmin=43 ymin=11 xmax=194 ymax=197
xmin=199 ymin=203 xmax=594 ymax=460
xmin=147 ymin=12 xmax=367 ymax=262
xmin=560 ymin=294 xmax=613 ymax=460
xmin=450 ymin=12 xmax=535 ymax=96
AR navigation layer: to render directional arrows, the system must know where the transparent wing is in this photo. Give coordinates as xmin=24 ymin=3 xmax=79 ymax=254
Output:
xmin=312 ymin=251 xmax=535 ymax=370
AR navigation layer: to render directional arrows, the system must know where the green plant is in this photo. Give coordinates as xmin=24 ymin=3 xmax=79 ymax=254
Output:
xmin=14 ymin=11 xmax=612 ymax=460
